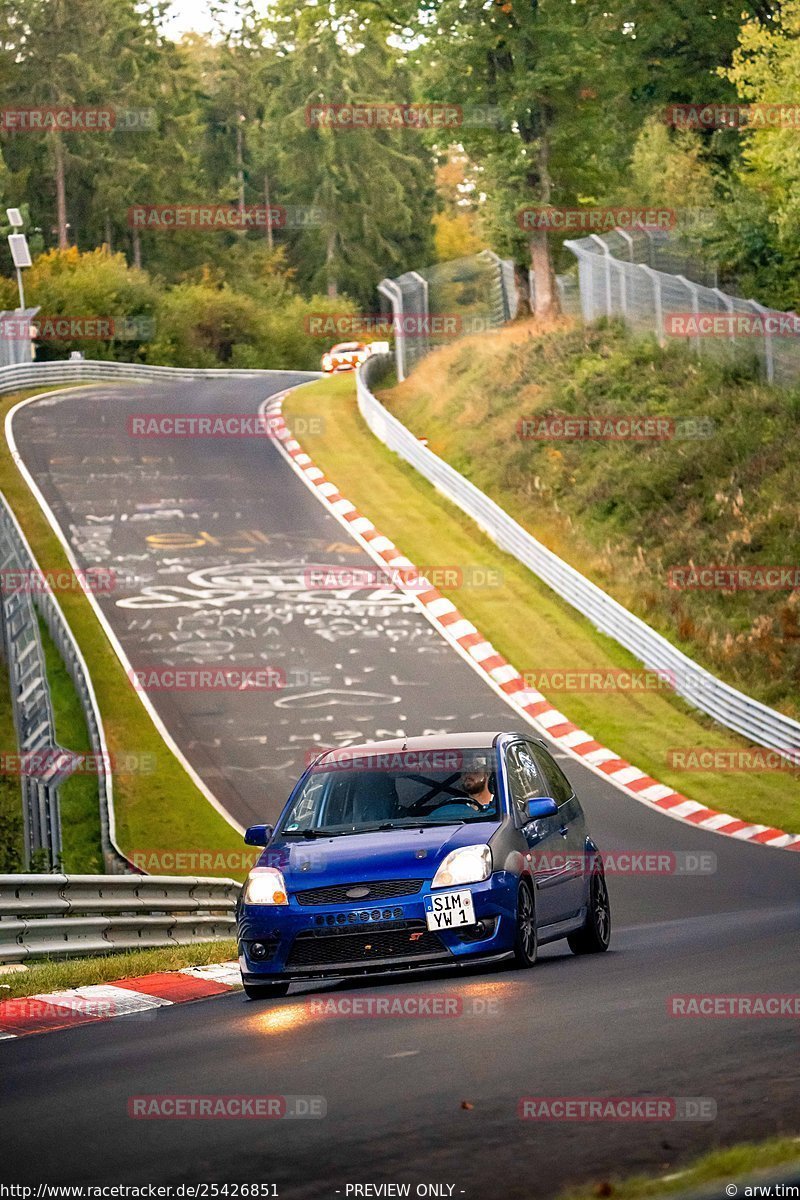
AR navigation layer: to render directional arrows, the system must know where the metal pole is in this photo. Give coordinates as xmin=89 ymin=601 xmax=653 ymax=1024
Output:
xmin=15 ymin=267 xmax=25 ymax=312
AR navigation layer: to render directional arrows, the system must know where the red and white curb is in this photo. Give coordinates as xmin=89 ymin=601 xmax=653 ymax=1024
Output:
xmin=263 ymin=390 xmax=800 ymax=853
xmin=0 ymin=961 xmax=241 ymax=1039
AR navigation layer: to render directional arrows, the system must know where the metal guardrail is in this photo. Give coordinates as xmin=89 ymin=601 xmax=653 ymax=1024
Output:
xmin=0 ymin=359 xmax=311 ymax=397
xmin=356 ymin=353 xmax=800 ymax=762
xmin=0 ymin=873 xmax=239 ymax=962
xmin=0 ymin=494 xmax=129 ymax=873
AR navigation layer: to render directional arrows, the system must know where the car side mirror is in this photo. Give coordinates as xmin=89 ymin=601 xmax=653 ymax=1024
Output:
xmin=526 ymin=797 xmax=558 ymax=820
xmin=244 ymin=823 xmax=273 ymax=846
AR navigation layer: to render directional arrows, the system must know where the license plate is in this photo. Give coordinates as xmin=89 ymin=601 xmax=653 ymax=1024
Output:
xmin=424 ymin=889 xmax=475 ymax=931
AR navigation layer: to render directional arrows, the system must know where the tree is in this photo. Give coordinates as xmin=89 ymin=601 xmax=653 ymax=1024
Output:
xmin=263 ymin=0 xmax=436 ymax=306
xmin=0 ymin=0 xmax=175 ymax=251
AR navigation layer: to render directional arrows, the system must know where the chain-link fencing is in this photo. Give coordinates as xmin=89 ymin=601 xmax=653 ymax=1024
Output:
xmin=378 ymin=249 xmax=517 ymax=380
xmin=562 ymin=229 xmax=800 ymax=386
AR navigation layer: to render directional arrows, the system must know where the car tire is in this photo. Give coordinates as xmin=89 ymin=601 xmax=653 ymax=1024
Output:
xmin=243 ymin=980 xmax=291 ymax=1000
xmin=512 ymin=879 xmax=538 ymax=968
xmin=567 ymin=863 xmax=611 ymax=955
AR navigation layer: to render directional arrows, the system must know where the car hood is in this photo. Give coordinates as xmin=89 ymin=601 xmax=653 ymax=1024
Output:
xmin=258 ymin=823 xmax=496 ymax=886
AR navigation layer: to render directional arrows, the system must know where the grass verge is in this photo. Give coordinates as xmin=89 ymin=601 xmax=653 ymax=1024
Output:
xmin=558 ymin=1135 xmax=800 ymax=1200
xmin=383 ymin=320 xmax=800 ymax=720
xmin=0 ymin=388 xmax=245 ymax=875
xmin=0 ymin=939 xmax=239 ymax=999
xmin=38 ymin=615 xmax=104 ymax=872
xmin=0 ymin=657 xmax=24 ymax=870
xmin=284 ymin=372 xmax=800 ymax=833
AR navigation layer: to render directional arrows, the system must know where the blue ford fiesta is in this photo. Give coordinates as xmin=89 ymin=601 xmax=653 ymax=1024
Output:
xmin=237 ymin=731 xmax=611 ymax=999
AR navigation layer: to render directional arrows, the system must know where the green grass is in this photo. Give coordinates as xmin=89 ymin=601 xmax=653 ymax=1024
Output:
xmin=383 ymin=320 xmax=800 ymax=721
xmin=558 ymin=1135 xmax=800 ymax=1200
xmin=0 ymin=939 xmax=239 ymax=999
xmin=0 ymin=388 xmax=246 ymax=876
xmin=38 ymin=615 xmax=103 ymax=873
xmin=284 ymin=371 xmax=800 ymax=834
xmin=0 ymin=657 xmax=24 ymax=871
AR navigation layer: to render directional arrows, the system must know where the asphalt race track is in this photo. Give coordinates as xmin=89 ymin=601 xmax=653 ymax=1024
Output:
xmin=2 ymin=377 xmax=799 ymax=1196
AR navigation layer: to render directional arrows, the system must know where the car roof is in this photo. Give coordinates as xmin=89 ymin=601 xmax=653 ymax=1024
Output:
xmin=314 ymin=731 xmax=534 ymax=762
xmin=331 ymin=341 xmax=365 ymax=351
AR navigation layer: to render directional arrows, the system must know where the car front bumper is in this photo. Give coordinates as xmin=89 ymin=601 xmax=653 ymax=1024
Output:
xmin=239 ymin=872 xmax=519 ymax=982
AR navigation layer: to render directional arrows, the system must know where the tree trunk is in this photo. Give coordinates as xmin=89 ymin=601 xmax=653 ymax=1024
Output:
xmin=529 ymin=231 xmax=555 ymax=319
xmin=526 ymin=132 xmax=558 ymax=319
xmin=326 ymin=229 xmax=338 ymax=298
xmin=132 ymin=227 xmax=142 ymax=270
xmin=236 ymin=120 xmax=246 ymax=222
xmin=514 ymin=264 xmax=532 ymax=317
xmin=264 ymin=172 xmax=273 ymax=251
xmin=53 ymin=133 xmax=68 ymax=249
xmin=104 ymin=212 xmax=113 ymax=253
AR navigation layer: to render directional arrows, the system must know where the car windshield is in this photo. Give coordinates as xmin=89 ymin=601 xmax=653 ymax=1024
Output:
xmin=278 ymin=747 xmax=500 ymax=836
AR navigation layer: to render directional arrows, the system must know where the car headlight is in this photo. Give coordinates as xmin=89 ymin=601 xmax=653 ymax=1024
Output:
xmin=243 ymin=867 xmax=289 ymax=905
xmin=321 ymin=355 xmax=332 ymax=371
xmin=432 ymin=845 xmax=492 ymax=889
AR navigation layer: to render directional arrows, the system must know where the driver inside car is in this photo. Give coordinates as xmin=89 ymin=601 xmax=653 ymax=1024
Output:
xmin=424 ymin=754 xmax=497 ymax=821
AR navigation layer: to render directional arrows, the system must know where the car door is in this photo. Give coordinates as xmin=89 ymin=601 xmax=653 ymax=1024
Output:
xmin=529 ymin=740 xmax=586 ymax=919
xmin=504 ymin=741 xmax=575 ymax=927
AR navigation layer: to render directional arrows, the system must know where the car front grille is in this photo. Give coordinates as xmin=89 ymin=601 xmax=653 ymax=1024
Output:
xmin=294 ymin=879 xmax=424 ymax=906
xmin=286 ymin=920 xmax=447 ymax=969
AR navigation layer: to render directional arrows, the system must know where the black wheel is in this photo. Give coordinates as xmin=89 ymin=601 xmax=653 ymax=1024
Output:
xmin=568 ymin=863 xmax=611 ymax=955
xmin=243 ymin=980 xmax=291 ymax=1000
xmin=512 ymin=879 xmax=538 ymax=968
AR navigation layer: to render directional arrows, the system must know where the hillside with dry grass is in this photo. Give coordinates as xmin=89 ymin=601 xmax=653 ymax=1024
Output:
xmin=379 ymin=319 xmax=800 ymax=720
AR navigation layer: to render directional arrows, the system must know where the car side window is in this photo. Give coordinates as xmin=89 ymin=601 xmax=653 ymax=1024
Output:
xmin=530 ymin=743 xmax=574 ymax=806
xmin=505 ymin=743 xmax=549 ymax=823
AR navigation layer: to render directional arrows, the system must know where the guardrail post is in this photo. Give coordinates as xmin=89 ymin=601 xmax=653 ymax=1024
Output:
xmin=676 ymin=275 xmax=701 ymax=358
xmin=377 ymin=278 xmax=406 ymax=381
xmin=748 ymin=299 xmax=775 ymax=383
xmin=639 ymin=265 xmax=665 ymax=345
xmin=589 ymin=235 xmax=613 ymax=316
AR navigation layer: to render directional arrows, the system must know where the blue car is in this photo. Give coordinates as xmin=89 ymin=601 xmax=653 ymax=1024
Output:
xmin=237 ymin=731 xmax=611 ymax=998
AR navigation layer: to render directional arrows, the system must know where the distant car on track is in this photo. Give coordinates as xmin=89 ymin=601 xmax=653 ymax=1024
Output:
xmin=321 ymin=341 xmax=371 ymax=373
xmin=237 ymin=731 xmax=611 ymax=998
